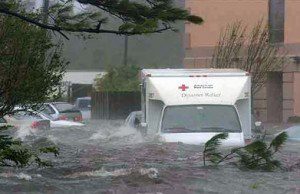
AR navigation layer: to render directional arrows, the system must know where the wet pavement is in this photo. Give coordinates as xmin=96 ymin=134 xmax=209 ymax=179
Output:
xmin=0 ymin=120 xmax=300 ymax=194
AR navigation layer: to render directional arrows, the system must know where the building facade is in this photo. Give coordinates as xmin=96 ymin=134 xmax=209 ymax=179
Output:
xmin=184 ymin=0 xmax=300 ymax=123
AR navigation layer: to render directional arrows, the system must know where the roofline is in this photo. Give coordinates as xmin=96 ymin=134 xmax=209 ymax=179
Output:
xmin=142 ymin=68 xmax=248 ymax=77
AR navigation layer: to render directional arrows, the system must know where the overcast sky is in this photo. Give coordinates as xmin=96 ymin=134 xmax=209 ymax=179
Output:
xmin=33 ymin=0 xmax=86 ymax=13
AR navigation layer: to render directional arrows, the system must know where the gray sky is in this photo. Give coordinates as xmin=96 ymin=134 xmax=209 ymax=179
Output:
xmin=33 ymin=0 xmax=85 ymax=13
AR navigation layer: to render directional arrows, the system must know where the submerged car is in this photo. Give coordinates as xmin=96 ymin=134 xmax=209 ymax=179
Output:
xmin=273 ymin=125 xmax=300 ymax=141
xmin=74 ymin=97 xmax=91 ymax=120
xmin=3 ymin=110 xmax=50 ymax=130
xmin=38 ymin=112 xmax=84 ymax=128
xmin=41 ymin=102 xmax=83 ymax=122
xmin=124 ymin=111 xmax=146 ymax=136
xmin=125 ymin=111 xmax=142 ymax=128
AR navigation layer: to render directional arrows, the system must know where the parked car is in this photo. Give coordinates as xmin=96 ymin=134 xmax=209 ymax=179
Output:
xmin=4 ymin=110 xmax=50 ymax=130
xmin=0 ymin=117 xmax=8 ymax=128
xmin=41 ymin=102 xmax=83 ymax=122
xmin=124 ymin=111 xmax=147 ymax=135
xmin=38 ymin=112 xmax=85 ymax=128
xmin=125 ymin=111 xmax=142 ymax=128
xmin=273 ymin=125 xmax=300 ymax=141
xmin=74 ymin=97 xmax=91 ymax=120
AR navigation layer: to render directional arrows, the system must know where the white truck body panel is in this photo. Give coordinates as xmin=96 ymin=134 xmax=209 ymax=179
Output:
xmin=141 ymin=69 xmax=252 ymax=146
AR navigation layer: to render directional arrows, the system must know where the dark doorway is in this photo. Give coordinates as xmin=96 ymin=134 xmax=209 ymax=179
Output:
xmin=267 ymin=72 xmax=283 ymax=122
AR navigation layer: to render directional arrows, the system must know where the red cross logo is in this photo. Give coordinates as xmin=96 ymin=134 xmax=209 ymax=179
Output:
xmin=179 ymin=84 xmax=189 ymax=91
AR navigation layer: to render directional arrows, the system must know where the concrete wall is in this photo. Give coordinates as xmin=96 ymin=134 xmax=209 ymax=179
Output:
xmin=282 ymin=72 xmax=294 ymax=121
xmin=185 ymin=0 xmax=268 ymax=47
xmin=294 ymin=73 xmax=300 ymax=116
xmin=253 ymin=86 xmax=267 ymax=122
xmin=184 ymin=0 xmax=300 ymax=123
xmin=285 ymin=0 xmax=300 ymax=44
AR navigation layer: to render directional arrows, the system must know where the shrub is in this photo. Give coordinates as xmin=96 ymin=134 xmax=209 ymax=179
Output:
xmin=94 ymin=65 xmax=140 ymax=92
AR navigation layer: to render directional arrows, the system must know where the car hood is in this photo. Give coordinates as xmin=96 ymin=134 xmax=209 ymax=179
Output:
xmin=160 ymin=132 xmax=245 ymax=146
xmin=50 ymin=120 xmax=85 ymax=127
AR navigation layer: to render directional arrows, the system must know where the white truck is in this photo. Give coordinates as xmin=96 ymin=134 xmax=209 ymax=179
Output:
xmin=139 ymin=69 xmax=252 ymax=146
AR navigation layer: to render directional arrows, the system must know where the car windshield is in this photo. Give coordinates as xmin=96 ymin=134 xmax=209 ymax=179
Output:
xmin=161 ymin=105 xmax=242 ymax=133
xmin=13 ymin=111 xmax=42 ymax=120
xmin=53 ymin=103 xmax=75 ymax=112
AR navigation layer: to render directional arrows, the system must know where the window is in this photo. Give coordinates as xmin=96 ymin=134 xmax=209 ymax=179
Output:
xmin=13 ymin=111 xmax=42 ymax=120
xmin=161 ymin=105 xmax=242 ymax=133
xmin=53 ymin=103 xmax=75 ymax=113
xmin=41 ymin=104 xmax=56 ymax=115
xmin=269 ymin=0 xmax=285 ymax=43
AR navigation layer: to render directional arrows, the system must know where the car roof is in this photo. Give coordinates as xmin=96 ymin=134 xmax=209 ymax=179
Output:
xmin=50 ymin=102 xmax=73 ymax=105
xmin=76 ymin=97 xmax=91 ymax=100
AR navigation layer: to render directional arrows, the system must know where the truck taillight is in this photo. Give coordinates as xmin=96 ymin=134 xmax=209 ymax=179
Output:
xmin=74 ymin=115 xmax=83 ymax=122
xmin=31 ymin=121 xmax=39 ymax=128
xmin=59 ymin=115 xmax=68 ymax=120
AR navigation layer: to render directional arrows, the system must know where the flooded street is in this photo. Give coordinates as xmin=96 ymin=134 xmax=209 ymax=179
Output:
xmin=1 ymin=120 xmax=300 ymax=194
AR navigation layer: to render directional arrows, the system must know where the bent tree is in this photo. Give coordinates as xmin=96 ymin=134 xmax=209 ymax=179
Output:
xmin=211 ymin=21 xmax=287 ymax=95
xmin=0 ymin=12 xmax=66 ymax=167
xmin=0 ymin=0 xmax=203 ymax=39
xmin=0 ymin=15 xmax=66 ymax=117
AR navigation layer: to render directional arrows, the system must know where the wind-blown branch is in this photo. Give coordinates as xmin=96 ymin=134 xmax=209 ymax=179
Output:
xmin=0 ymin=7 xmax=174 ymax=40
xmin=0 ymin=0 xmax=203 ymax=39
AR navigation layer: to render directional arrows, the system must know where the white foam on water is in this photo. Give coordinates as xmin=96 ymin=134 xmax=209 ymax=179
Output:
xmin=14 ymin=126 xmax=38 ymax=141
xmin=47 ymin=134 xmax=59 ymax=144
xmin=65 ymin=168 xmax=130 ymax=178
xmin=89 ymin=130 xmax=108 ymax=140
xmin=65 ymin=167 xmax=159 ymax=179
xmin=16 ymin=173 xmax=32 ymax=181
xmin=89 ymin=123 xmax=145 ymax=145
xmin=0 ymin=172 xmax=35 ymax=181
xmin=109 ymin=126 xmax=138 ymax=138
xmin=139 ymin=168 xmax=159 ymax=179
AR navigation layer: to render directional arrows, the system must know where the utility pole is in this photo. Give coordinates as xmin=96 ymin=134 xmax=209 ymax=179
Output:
xmin=123 ymin=35 xmax=128 ymax=66
xmin=42 ymin=0 xmax=50 ymax=24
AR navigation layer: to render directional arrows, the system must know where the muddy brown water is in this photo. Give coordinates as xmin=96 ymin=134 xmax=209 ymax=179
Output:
xmin=0 ymin=120 xmax=299 ymax=194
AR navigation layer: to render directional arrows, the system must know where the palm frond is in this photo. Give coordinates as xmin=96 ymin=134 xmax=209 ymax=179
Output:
xmin=203 ymin=133 xmax=228 ymax=166
xmin=270 ymin=132 xmax=288 ymax=152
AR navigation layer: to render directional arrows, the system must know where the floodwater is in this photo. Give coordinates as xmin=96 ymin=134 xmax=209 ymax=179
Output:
xmin=1 ymin=120 xmax=300 ymax=194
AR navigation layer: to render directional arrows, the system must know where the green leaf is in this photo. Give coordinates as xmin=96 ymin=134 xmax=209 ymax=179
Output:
xmin=186 ymin=15 xmax=204 ymax=24
xmin=205 ymin=133 xmax=228 ymax=149
xmin=203 ymin=133 xmax=228 ymax=165
xmin=270 ymin=132 xmax=288 ymax=152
